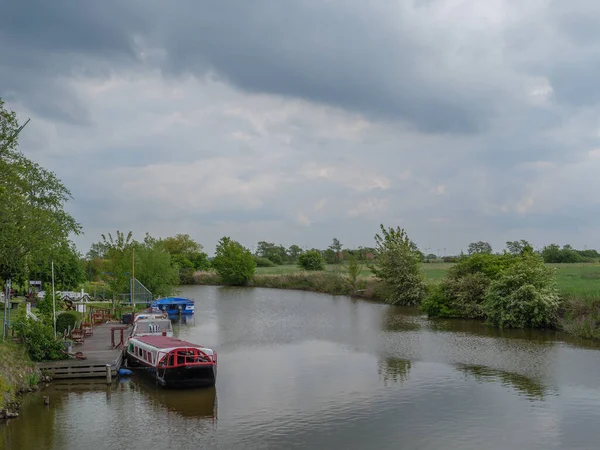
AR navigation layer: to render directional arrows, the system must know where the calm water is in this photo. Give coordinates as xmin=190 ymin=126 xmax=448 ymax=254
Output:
xmin=3 ymin=285 xmax=600 ymax=450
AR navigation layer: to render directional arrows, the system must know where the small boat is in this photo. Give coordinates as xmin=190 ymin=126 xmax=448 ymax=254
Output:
xmin=150 ymin=297 xmax=195 ymax=318
xmin=126 ymin=335 xmax=217 ymax=388
xmin=131 ymin=313 xmax=173 ymax=337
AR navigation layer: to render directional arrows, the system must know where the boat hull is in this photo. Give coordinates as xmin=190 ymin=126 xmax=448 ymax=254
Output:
xmin=156 ymin=364 xmax=217 ymax=388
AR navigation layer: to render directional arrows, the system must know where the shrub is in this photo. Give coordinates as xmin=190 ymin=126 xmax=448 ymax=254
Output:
xmin=55 ymin=311 xmax=81 ymax=335
xmin=297 ymin=250 xmax=326 ymax=271
xmin=17 ymin=319 xmax=66 ymax=362
xmin=254 ymin=256 xmax=276 ymax=267
xmin=421 ymin=273 xmax=490 ymax=318
xmin=211 ymin=237 xmax=256 ymax=285
xmin=483 ymin=256 xmax=559 ymax=328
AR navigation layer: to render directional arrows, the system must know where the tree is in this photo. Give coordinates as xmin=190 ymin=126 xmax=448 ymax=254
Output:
xmin=30 ymin=240 xmax=86 ymax=291
xmin=256 ymin=241 xmax=287 ymax=265
xmin=505 ymin=240 xmax=533 ymax=256
xmin=328 ymin=238 xmax=343 ymax=264
xmin=212 ymin=237 xmax=256 ymax=285
xmin=345 ymin=254 xmax=363 ymax=291
xmin=160 ymin=234 xmax=210 ymax=283
xmin=370 ymin=224 xmax=427 ymax=306
xmin=287 ymin=245 xmax=303 ymax=261
xmin=99 ymin=231 xmax=178 ymax=298
xmin=468 ymin=241 xmax=493 ymax=255
xmin=0 ymin=98 xmax=81 ymax=281
xmin=297 ymin=250 xmax=326 ymax=271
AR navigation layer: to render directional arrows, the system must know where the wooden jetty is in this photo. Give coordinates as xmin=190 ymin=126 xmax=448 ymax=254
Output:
xmin=37 ymin=323 xmax=130 ymax=379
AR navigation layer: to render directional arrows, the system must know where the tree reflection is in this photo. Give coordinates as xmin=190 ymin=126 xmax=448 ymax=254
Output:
xmin=457 ymin=364 xmax=551 ymax=400
xmin=382 ymin=307 xmax=422 ymax=332
xmin=378 ymin=357 xmax=411 ymax=385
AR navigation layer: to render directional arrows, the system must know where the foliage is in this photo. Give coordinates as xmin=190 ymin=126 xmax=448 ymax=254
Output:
xmin=297 ymin=250 xmax=326 ymax=271
xmin=541 ymin=244 xmax=600 ymax=263
xmin=254 ymin=256 xmax=276 ymax=267
xmin=287 ymin=245 xmax=303 ymax=261
xmin=345 ymin=254 xmax=362 ymax=291
xmin=17 ymin=318 xmax=66 ymax=361
xmin=35 ymin=290 xmax=62 ymax=325
xmin=30 ymin=240 xmax=86 ymax=291
xmin=0 ymin=98 xmax=82 ymax=281
xmin=55 ymin=311 xmax=81 ymax=335
xmin=370 ymin=224 xmax=427 ymax=306
xmin=505 ymin=240 xmax=533 ymax=256
xmin=421 ymin=273 xmax=490 ymax=318
xmin=483 ymin=254 xmax=560 ymax=328
xmin=255 ymin=241 xmax=288 ymax=265
xmin=212 ymin=237 xmax=256 ymax=285
xmin=468 ymin=241 xmax=493 ymax=255
xmin=97 ymin=230 xmax=178 ymax=298
xmin=449 ymin=252 xmax=516 ymax=279
xmin=326 ymin=238 xmax=343 ymax=264
xmin=159 ymin=233 xmax=210 ymax=284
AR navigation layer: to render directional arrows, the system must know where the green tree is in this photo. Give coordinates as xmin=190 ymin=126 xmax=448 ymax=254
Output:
xmin=345 ymin=254 xmax=363 ymax=291
xmin=505 ymin=240 xmax=533 ymax=256
xmin=297 ymin=249 xmax=326 ymax=271
xmin=0 ymin=99 xmax=81 ymax=281
xmin=160 ymin=234 xmax=210 ymax=283
xmin=30 ymin=240 xmax=86 ymax=291
xmin=484 ymin=254 xmax=559 ymax=328
xmin=256 ymin=241 xmax=287 ymax=265
xmin=212 ymin=237 xmax=256 ymax=285
xmin=98 ymin=231 xmax=178 ymax=298
xmin=468 ymin=241 xmax=493 ymax=255
xmin=287 ymin=245 xmax=303 ymax=261
xmin=328 ymin=238 xmax=343 ymax=264
xmin=370 ymin=224 xmax=427 ymax=306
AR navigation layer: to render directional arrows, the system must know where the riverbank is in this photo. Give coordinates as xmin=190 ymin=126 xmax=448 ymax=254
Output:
xmin=192 ymin=269 xmax=600 ymax=341
xmin=0 ymin=342 xmax=43 ymax=420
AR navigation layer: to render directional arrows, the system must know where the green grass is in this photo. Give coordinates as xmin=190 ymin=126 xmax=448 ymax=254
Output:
xmin=255 ymin=262 xmax=600 ymax=301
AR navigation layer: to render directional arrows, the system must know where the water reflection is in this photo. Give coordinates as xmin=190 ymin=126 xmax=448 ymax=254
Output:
xmin=132 ymin=377 xmax=217 ymax=419
xmin=378 ymin=357 xmax=411 ymax=385
xmin=457 ymin=364 xmax=553 ymax=401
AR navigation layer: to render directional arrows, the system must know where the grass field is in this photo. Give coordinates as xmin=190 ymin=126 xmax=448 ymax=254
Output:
xmin=256 ymin=262 xmax=600 ymax=299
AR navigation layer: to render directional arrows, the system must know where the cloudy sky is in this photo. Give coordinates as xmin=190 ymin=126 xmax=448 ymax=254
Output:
xmin=2 ymin=0 xmax=600 ymax=255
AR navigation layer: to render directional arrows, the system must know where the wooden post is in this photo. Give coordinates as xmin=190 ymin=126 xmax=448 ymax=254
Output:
xmin=106 ymin=364 xmax=112 ymax=384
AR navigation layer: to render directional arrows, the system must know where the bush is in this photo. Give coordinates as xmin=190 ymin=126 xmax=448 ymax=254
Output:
xmin=55 ymin=311 xmax=81 ymax=335
xmin=483 ymin=256 xmax=559 ymax=328
xmin=421 ymin=273 xmax=490 ymax=318
xmin=254 ymin=256 xmax=276 ymax=267
xmin=18 ymin=319 xmax=66 ymax=362
xmin=297 ymin=250 xmax=326 ymax=271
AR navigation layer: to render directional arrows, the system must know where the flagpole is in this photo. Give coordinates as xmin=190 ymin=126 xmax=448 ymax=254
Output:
xmin=52 ymin=261 xmax=56 ymax=336
xmin=131 ymin=247 xmax=135 ymax=318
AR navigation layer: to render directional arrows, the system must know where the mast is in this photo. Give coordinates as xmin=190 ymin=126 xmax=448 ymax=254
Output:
xmin=131 ymin=247 xmax=135 ymax=317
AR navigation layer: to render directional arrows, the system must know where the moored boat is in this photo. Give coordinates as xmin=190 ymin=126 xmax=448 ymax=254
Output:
xmin=126 ymin=335 xmax=217 ymax=388
xmin=150 ymin=297 xmax=195 ymax=318
xmin=131 ymin=313 xmax=173 ymax=337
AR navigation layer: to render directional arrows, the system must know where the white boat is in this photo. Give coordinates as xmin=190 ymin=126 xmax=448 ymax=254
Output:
xmin=126 ymin=335 xmax=217 ymax=388
xmin=131 ymin=313 xmax=173 ymax=337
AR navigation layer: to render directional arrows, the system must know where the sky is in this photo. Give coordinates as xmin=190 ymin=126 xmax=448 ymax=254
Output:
xmin=2 ymin=0 xmax=600 ymax=256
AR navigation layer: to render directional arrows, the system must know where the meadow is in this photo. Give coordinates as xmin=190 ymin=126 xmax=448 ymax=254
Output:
xmin=256 ymin=262 xmax=600 ymax=300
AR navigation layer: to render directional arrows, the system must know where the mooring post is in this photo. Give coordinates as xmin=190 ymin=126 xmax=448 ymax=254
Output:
xmin=106 ymin=364 xmax=112 ymax=384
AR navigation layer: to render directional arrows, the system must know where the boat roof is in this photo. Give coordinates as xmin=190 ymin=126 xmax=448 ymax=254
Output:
xmin=152 ymin=297 xmax=194 ymax=305
xmin=133 ymin=335 xmax=206 ymax=349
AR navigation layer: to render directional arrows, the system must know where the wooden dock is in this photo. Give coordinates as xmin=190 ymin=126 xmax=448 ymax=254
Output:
xmin=36 ymin=323 xmax=130 ymax=379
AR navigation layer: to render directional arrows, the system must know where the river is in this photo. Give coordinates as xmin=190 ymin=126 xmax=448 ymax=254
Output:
xmin=2 ymin=285 xmax=600 ymax=449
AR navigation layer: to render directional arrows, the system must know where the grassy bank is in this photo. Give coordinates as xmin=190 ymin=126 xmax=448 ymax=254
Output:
xmin=0 ymin=342 xmax=42 ymax=419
